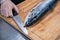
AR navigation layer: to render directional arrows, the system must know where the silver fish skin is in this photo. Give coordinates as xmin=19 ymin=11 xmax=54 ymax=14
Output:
xmin=24 ymin=0 xmax=56 ymax=27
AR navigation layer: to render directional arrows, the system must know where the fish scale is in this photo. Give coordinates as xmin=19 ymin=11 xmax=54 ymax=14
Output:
xmin=24 ymin=0 xmax=56 ymax=27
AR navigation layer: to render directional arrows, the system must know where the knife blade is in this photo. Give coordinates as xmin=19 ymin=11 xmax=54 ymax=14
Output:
xmin=24 ymin=0 xmax=56 ymax=27
xmin=12 ymin=9 xmax=28 ymax=35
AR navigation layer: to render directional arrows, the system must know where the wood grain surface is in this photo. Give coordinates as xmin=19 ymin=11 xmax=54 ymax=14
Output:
xmin=0 ymin=0 xmax=60 ymax=40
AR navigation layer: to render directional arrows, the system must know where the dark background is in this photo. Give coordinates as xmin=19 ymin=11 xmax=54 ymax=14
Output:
xmin=11 ymin=0 xmax=25 ymax=5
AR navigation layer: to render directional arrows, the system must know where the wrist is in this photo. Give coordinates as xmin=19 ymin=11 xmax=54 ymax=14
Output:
xmin=0 ymin=0 xmax=6 ymax=4
xmin=0 ymin=0 xmax=10 ymax=4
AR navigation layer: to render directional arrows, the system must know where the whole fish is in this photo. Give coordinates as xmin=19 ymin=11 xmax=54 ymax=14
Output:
xmin=24 ymin=0 xmax=56 ymax=27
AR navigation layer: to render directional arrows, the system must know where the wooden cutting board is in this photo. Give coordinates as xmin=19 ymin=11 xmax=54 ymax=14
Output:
xmin=0 ymin=0 xmax=60 ymax=40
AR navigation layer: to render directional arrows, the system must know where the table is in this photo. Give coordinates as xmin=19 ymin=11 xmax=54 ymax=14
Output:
xmin=0 ymin=0 xmax=60 ymax=40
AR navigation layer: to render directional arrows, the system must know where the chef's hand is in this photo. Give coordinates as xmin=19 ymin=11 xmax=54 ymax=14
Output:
xmin=1 ymin=0 xmax=19 ymax=17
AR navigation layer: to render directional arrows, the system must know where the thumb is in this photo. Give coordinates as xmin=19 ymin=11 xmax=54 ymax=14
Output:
xmin=13 ymin=4 xmax=19 ymax=14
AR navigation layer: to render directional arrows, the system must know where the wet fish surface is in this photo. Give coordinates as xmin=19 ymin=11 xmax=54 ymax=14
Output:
xmin=24 ymin=0 xmax=56 ymax=27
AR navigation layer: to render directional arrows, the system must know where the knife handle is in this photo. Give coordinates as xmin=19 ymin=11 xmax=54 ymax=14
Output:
xmin=12 ymin=9 xmax=18 ymax=16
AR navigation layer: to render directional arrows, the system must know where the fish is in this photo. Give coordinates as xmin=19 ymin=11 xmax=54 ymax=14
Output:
xmin=24 ymin=0 xmax=56 ymax=27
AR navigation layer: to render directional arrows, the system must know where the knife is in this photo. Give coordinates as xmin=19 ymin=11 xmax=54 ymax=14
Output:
xmin=0 ymin=17 xmax=31 ymax=40
xmin=12 ymin=9 xmax=28 ymax=35
xmin=24 ymin=0 xmax=56 ymax=27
